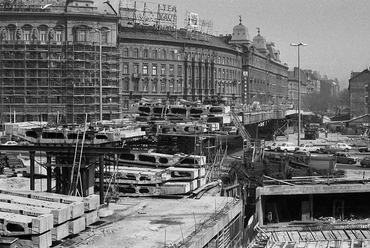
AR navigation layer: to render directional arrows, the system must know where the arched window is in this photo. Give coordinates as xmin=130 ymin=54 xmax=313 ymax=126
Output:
xmin=22 ymin=24 xmax=33 ymax=41
xmin=177 ymin=79 xmax=182 ymax=93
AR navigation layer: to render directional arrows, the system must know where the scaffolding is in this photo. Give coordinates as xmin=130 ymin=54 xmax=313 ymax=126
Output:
xmin=0 ymin=40 xmax=120 ymax=124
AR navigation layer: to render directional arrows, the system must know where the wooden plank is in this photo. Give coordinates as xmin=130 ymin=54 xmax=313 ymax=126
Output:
xmin=52 ymin=222 xmax=69 ymax=241
xmin=0 ymin=193 xmax=71 ymax=224
xmin=0 ymin=212 xmax=53 ymax=236
xmin=69 ymin=216 xmax=86 ymax=235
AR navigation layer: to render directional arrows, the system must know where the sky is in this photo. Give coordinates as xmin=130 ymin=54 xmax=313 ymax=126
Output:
xmin=102 ymin=0 xmax=370 ymax=90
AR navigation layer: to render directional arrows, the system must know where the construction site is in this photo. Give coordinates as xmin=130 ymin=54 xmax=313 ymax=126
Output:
xmin=2 ymin=1 xmax=370 ymax=248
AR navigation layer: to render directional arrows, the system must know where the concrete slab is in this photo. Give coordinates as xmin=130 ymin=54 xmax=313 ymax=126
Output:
xmin=75 ymin=196 xmax=242 ymax=248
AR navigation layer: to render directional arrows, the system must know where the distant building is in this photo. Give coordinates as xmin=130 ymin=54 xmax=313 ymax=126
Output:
xmin=348 ymin=69 xmax=370 ymax=117
xmin=288 ymin=67 xmax=308 ymax=109
xmin=304 ymin=70 xmax=321 ymax=93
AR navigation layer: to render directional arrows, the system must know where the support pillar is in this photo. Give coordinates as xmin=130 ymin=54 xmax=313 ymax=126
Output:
xmin=62 ymin=167 xmax=69 ymax=195
xmin=55 ymin=167 xmax=61 ymax=193
xmin=46 ymin=153 xmax=52 ymax=192
xmin=29 ymin=151 xmax=35 ymax=190
xmin=99 ymin=155 xmax=104 ymax=204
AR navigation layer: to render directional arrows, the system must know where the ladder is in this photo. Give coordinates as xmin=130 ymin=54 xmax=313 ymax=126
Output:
xmin=230 ymin=110 xmax=251 ymax=149
xmin=69 ymin=114 xmax=88 ymax=196
xmin=230 ymin=110 xmax=254 ymax=164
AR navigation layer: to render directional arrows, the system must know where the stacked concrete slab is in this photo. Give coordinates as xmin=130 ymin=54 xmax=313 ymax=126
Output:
xmin=99 ymin=165 xmax=207 ymax=197
xmin=0 ymin=189 xmax=101 ymax=248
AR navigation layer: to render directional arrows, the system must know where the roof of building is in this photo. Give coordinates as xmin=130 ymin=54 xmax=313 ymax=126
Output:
xmin=349 ymin=69 xmax=370 ymax=81
xmin=118 ymin=27 xmax=238 ymax=52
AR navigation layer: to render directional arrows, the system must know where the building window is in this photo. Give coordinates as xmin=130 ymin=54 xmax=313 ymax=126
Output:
xmin=152 ymin=64 xmax=157 ymax=75
xmin=40 ymin=30 xmax=46 ymax=41
xmin=123 ymin=63 xmax=129 ymax=74
xmin=162 ymin=50 xmax=166 ymax=59
xmin=177 ymin=53 xmax=182 ymax=60
xmin=143 ymin=81 xmax=148 ymax=92
xmin=169 ymin=82 xmax=174 ymax=92
xmin=55 ymin=31 xmax=62 ymax=42
xmin=143 ymin=49 xmax=148 ymax=58
xmin=161 ymin=82 xmax=166 ymax=92
xmin=142 ymin=64 xmax=148 ymax=75
xmin=134 ymin=82 xmax=139 ymax=91
xmin=161 ymin=64 xmax=166 ymax=75
xmin=153 ymin=50 xmax=158 ymax=59
xmin=123 ymin=78 xmax=129 ymax=91
xmin=222 ymin=69 xmax=225 ymax=79
xmin=177 ymin=65 xmax=182 ymax=76
xmin=177 ymin=81 xmax=182 ymax=93
xmin=133 ymin=64 xmax=139 ymax=74
xmin=102 ymin=32 xmax=108 ymax=43
xmin=78 ymin=30 xmax=87 ymax=42
xmin=218 ymin=56 xmax=221 ymax=64
xmin=122 ymin=48 xmax=128 ymax=57
xmin=9 ymin=29 xmax=15 ymax=40
xmin=24 ymin=30 xmax=31 ymax=41
xmin=153 ymin=82 xmax=157 ymax=92
xmin=133 ymin=48 xmax=139 ymax=58
xmin=170 ymin=51 xmax=175 ymax=60
xmin=169 ymin=64 xmax=174 ymax=76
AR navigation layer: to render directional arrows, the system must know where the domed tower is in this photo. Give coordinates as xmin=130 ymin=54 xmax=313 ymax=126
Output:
xmin=230 ymin=16 xmax=251 ymax=45
xmin=253 ymin=28 xmax=268 ymax=55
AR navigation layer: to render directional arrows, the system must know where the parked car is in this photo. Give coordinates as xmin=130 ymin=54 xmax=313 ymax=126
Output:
xmin=360 ymin=157 xmax=370 ymax=167
xmin=297 ymin=143 xmax=321 ymax=153
xmin=320 ymin=144 xmax=342 ymax=154
xmin=358 ymin=146 xmax=370 ymax=153
xmin=3 ymin=141 xmax=18 ymax=146
xmin=337 ymin=143 xmax=352 ymax=151
xmin=292 ymin=150 xmax=311 ymax=163
xmin=266 ymin=142 xmax=284 ymax=152
xmin=277 ymin=142 xmax=297 ymax=152
xmin=334 ymin=152 xmax=359 ymax=164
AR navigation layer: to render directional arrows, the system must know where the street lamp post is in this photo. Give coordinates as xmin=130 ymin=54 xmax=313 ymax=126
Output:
xmin=290 ymin=42 xmax=307 ymax=146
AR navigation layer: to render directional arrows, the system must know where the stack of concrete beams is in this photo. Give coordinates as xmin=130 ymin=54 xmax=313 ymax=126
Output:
xmin=0 ymin=189 xmax=100 ymax=248
xmin=99 ymin=165 xmax=207 ymax=197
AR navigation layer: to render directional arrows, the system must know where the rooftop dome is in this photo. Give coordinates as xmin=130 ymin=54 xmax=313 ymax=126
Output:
xmin=253 ymin=28 xmax=268 ymax=54
xmin=230 ymin=16 xmax=250 ymax=44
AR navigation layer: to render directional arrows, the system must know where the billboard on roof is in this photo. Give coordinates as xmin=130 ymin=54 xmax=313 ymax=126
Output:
xmin=133 ymin=1 xmax=177 ymax=31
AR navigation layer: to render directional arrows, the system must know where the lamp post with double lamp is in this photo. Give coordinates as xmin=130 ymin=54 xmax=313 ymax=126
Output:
xmin=290 ymin=42 xmax=307 ymax=146
xmin=93 ymin=28 xmax=111 ymax=121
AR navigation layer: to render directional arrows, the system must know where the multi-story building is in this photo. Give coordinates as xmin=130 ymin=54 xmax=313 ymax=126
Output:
xmin=226 ymin=24 xmax=288 ymax=105
xmin=0 ymin=0 xmax=119 ymax=124
xmin=348 ymin=69 xmax=370 ymax=117
xmin=304 ymin=70 xmax=321 ymax=94
xmin=0 ymin=0 xmax=289 ymax=124
xmin=288 ymin=67 xmax=308 ymax=109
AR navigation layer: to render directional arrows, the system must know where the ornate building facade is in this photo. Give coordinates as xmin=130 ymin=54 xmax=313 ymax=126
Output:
xmin=0 ymin=0 xmax=289 ymax=124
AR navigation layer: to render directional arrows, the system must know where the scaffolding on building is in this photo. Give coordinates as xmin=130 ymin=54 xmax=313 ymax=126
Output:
xmin=0 ymin=40 xmax=120 ymax=124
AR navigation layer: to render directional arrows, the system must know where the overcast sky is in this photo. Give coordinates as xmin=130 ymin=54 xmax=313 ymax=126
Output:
xmin=102 ymin=0 xmax=370 ymax=89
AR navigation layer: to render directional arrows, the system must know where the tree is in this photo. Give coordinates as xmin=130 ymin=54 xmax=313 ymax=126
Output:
xmin=302 ymin=91 xmax=333 ymax=115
